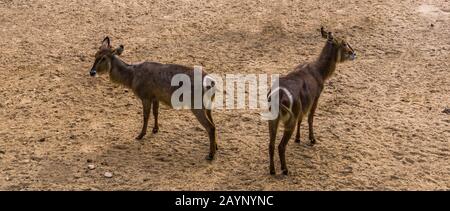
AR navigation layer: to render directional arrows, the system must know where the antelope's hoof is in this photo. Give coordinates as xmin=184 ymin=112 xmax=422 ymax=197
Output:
xmin=135 ymin=133 xmax=146 ymax=140
xmin=270 ymin=169 xmax=276 ymax=175
xmin=205 ymin=153 xmax=215 ymax=161
xmin=152 ymin=127 xmax=159 ymax=134
xmin=309 ymin=138 xmax=316 ymax=146
xmin=295 ymin=138 xmax=301 ymax=143
xmin=282 ymin=169 xmax=289 ymax=175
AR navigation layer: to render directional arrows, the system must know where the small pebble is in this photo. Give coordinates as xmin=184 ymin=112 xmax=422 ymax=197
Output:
xmin=404 ymin=157 xmax=415 ymax=164
xmin=88 ymin=164 xmax=96 ymax=170
xmin=390 ymin=175 xmax=400 ymax=180
xmin=104 ymin=172 xmax=113 ymax=178
xmin=31 ymin=156 xmax=42 ymax=162
xmin=38 ymin=138 xmax=46 ymax=142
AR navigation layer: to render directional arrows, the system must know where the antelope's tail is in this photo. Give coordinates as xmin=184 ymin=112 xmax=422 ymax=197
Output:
xmin=260 ymin=87 xmax=294 ymax=120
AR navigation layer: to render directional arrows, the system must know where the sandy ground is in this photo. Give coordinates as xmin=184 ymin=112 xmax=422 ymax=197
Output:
xmin=0 ymin=0 xmax=449 ymax=190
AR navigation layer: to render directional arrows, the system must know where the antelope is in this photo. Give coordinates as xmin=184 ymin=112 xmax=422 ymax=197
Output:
xmin=267 ymin=27 xmax=356 ymax=175
xmin=88 ymin=37 xmax=218 ymax=160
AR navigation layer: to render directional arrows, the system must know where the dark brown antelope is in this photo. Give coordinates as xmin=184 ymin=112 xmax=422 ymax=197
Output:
xmin=267 ymin=27 xmax=356 ymax=175
xmin=89 ymin=37 xmax=218 ymax=160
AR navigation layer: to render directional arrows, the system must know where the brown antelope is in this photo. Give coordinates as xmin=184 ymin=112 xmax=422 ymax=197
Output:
xmin=88 ymin=37 xmax=218 ymax=160
xmin=267 ymin=27 xmax=356 ymax=175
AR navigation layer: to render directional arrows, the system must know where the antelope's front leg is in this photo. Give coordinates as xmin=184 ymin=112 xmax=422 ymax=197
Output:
xmin=308 ymin=99 xmax=319 ymax=146
xmin=136 ymin=99 xmax=151 ymax=140
xmin=152 ymin=100 xmax=159 ymax=134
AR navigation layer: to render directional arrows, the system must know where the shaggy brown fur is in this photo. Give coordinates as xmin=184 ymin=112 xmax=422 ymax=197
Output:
xmin=268 ymin=27 xmax=356 ymax=175
xmin=89 ymin=37 xmax=218 ymax=160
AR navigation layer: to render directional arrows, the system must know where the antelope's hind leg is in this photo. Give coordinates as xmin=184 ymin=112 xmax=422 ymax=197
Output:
xmin=278 ymin=118 xmax=296 ymax=175
xmin=192 ymin=109 xmax=217 ymax=161
xmin=205 ymin=109 xmax=218 ymax=151
xmin=269 ymin=118 xmax=280 ymax=175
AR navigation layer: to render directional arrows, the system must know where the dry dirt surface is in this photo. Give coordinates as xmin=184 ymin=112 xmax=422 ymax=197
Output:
xmin=0 ymin=0 xmax=449 ymax=190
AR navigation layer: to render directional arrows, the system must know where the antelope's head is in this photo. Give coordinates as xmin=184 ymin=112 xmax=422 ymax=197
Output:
xmin=89 ymin=37 xmax=124 ymax=77
xmin=320 ymin=27 xmax=356 ymax=63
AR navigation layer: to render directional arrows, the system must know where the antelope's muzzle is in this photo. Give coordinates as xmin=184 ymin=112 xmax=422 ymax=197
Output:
xmin=350 ymin=53 xmax=356 ymax=61
xmin=90 ymin=69 xmax=97 ymax=77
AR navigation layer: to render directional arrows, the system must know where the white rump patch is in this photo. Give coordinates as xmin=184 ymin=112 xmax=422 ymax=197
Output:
xmin=203 ymin=75 xmax=216 ymax=88
xmin=267 ymin=87 xmax=294 ymax=110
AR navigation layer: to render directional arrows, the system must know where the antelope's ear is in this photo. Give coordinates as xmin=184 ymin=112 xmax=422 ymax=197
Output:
xmin=320 ymin=27 xmax=328 ymax=39
xmin=113 ymin=45 xmax=124 ymax=56
xmin=101 ymin=36 xmax=111 ymax=49
xmin=320 ymin=27 xmax=334 ymax=41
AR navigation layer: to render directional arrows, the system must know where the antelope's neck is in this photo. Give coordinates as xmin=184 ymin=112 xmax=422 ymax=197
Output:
xmin=314 ymin=41 xmax=338 ymax=81
xmin=110 ymin=56 xmax=134 ymax=88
